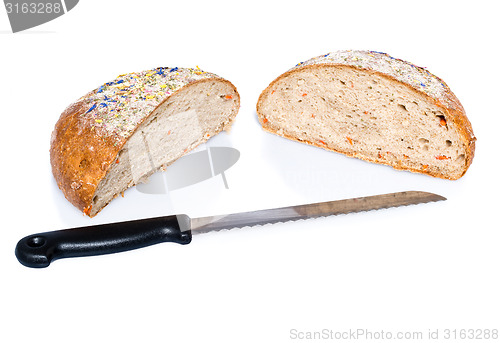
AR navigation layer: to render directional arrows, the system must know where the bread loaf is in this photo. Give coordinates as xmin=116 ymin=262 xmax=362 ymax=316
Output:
xmin=51 ymin=67 xmax=240 ymax=217
xmin=257 ymin=50 xmax=476 ymax=179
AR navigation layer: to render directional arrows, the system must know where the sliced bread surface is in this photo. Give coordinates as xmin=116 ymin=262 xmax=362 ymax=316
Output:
xmin=51 ymin=67 xmax=240 ymax=216
xmin=257 ymin=50 xmax=476 ymax=180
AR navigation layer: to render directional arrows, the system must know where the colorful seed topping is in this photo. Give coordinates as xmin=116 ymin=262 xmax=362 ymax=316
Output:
xmin=78 ymin=67 xmax=218 ymax=143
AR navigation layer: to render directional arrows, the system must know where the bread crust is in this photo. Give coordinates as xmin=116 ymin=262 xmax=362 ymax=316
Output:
xmin=51 ymin=70 xmax=239 ymax=216
xmin=257 ymin=52 xmax=476 ymax=180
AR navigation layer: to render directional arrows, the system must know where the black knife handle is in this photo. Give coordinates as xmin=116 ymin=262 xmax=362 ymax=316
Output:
xmin=15 ymin=215 xmax=192 ymax=268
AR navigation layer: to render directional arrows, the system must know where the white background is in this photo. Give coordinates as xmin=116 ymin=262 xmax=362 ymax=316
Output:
xmin=1 ymin=1 xmax=499 ymax=342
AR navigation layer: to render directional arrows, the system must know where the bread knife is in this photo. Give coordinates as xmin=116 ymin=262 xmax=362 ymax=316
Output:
xmin=15 ymin=191 xmax=445 ymax=268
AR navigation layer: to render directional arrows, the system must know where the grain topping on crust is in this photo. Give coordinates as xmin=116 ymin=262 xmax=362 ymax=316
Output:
xmin=76 ymin=66 xmax=219 ymax=145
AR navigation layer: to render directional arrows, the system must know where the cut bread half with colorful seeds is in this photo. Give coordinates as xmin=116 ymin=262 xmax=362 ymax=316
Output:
xmin=257 ymin=50 xmax=475 ymax=180
xmin=51 ymin=67 xmax=240 ymax=216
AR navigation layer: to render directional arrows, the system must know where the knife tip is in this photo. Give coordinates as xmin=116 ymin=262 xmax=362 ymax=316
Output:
xmin=412 ymin=191 xmax=447 ymax=202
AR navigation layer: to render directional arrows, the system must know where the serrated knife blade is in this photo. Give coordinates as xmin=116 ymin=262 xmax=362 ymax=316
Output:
xmin=15 ymin=191 xmax=445 ymax=268
xmin=190 ymin=191 xmax=445 ymax=234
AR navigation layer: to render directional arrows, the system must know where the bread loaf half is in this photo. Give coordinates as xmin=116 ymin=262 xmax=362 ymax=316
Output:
xmin=51 ymin=67 xmax=240 ymax=217
xmin=257 ymin=50 xmax=476 ymax=179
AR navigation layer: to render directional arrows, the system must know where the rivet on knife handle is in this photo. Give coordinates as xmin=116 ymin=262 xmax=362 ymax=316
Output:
xmin=15 ymin=215 xmax=192 ymax=268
